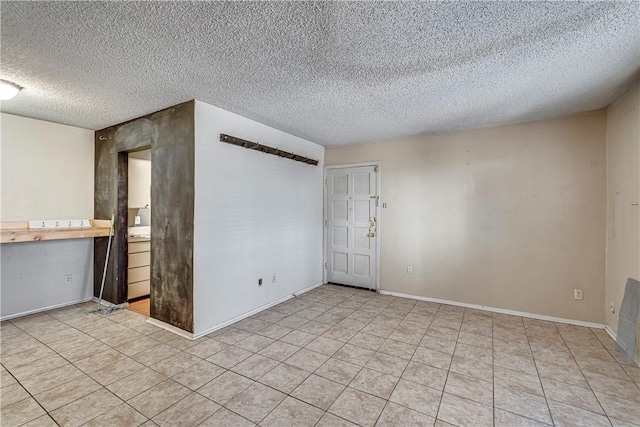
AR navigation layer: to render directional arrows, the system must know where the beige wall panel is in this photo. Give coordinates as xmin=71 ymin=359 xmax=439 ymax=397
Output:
xmin=606 ymin=81 xmax=640 ymax=359
xmin=326 ymin=112 xmax=607 ymax=323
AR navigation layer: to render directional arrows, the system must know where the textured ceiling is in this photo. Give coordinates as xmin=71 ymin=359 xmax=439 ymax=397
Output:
xmin=1 ymin=1 xmax=639 ymax=146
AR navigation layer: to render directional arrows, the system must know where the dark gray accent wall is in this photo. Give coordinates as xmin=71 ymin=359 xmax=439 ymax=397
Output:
xmin=94 ymin=101 xmax=195 ymax=332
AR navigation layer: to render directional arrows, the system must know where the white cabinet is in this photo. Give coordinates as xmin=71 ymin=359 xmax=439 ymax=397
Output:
xmin=128 ymin=239 xmax=150 ymax=300
xmin=128 ymin=158 xmax=151 ymax=209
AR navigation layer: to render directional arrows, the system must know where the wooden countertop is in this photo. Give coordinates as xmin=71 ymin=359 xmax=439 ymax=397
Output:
xmin=129 ymin=236 xmax=151 ymax=243
xmin=1 ymin=220 xmax=111 ymax=244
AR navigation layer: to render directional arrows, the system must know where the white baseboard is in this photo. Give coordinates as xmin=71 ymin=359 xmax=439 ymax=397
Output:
xmin=605 ymin=325 xmax=617 ymax=341
xmin=293 ymin=281 xmax=325 ymax=297
xmin=0 ymin=297 xmax=94 ymax=321
xmin=147 ymin=318 xmax=194 ymax=340
xmin=379 ymin=290 xmax=606 ymax=329
xmin=192 ymin=281 xmax=324 ymax=340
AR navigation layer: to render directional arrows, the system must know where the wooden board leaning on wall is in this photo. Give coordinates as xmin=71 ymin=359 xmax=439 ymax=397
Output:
xmin=0 ymin=220 xmax=111 ymax=243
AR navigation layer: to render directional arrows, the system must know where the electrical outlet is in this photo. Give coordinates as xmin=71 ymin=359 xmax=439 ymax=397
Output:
xmin=272 ymin=273 xmax=276 ymax=284
xmin=407 ymin=266 xmax=413 ymax=275
xmin=573 ymin=289 xmax=583 ymax=300
xmin=258 ymin=278 xmax=263 ymax=286
xmin=65 ymin=274 xmax=72 ymax=284
xmin=610 ymin=301 xmax=615 ymax=313
xmin=134 ymin=215 xmax=141 ymax=225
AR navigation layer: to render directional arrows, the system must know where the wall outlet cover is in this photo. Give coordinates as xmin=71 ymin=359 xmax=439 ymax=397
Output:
xmin=573 ymin=289 xmax=583 ymax=300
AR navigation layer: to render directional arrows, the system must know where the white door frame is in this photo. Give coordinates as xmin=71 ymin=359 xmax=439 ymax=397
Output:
xmin=323 ymin=162 xmax=381 ymax=291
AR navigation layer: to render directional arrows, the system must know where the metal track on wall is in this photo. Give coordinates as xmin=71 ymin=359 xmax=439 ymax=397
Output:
xmin=219 ymin=134 xmax=319 ymax=166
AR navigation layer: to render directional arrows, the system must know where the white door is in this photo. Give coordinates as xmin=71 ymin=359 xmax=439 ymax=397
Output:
xmin=326 ymin=166 xmax=378 ymax=289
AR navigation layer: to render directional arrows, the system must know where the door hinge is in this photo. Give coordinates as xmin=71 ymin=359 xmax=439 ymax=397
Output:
xmin=325 ymin=219 xmax=328 ymax=227
xmin=325 ymin=178 xmax=328 ymax=186
xmin=374 ymin=165 xmax=378 ymax=173
xmin=324 ymin=262 xmax=327 ymax=269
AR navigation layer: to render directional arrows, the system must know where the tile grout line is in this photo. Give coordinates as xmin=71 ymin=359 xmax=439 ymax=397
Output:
xmin=491 ymin=311 xmax=496 ymax=427
xmin=369 ymin=299 xmax=425 ymax=426
xmin=4 ymin=286 xmax=634 ymax=427
xmin=20 ymin=290 xmax=390 ymax=424
xmin=232 ymin=300 xmax=628 ymax=426
xmin=6 ymin=310 xmax=116 ymax=425
xmin=290 ymin=290 xmax=391 ymax=425
xmin=1 ymin=365 xmax=59 ymax=426
xmin=493 ymin=318 xmax=552 ymax=427
xmin=431 ymin=304 xmax=457 ymax=425
xmin=194 ymin=290 xmax=374 ymax=425
xmin=304 ymin=293 xmax=435 ymax=424
xmin=523 ymin=322 xmax=637 ymax=422
xmin=525 ymin=320 xmax=556 ymax=426
xmin=6 ymin=307 xmax=179 ymax=425
xmin=194 ymin=387 xmax=256 ymax=426
xmin=312 ymin=294 xmax=396 ymax=425
xmin=553 ymin=325 xmax=612 ymax=425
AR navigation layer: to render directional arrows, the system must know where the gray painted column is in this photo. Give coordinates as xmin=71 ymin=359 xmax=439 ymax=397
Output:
xmin=94 ymin=101 xmax=195 ymax=332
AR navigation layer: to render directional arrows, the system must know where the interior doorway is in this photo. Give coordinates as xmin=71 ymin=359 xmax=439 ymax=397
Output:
xmin=324 ymin=163 xmax=380 ymax=290
xmin=121 ymin=148 xmax=152 ymax=316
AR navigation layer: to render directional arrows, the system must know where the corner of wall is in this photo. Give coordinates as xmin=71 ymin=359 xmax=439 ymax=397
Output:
xmin=604 ymin=79 xmax=640 ymax=360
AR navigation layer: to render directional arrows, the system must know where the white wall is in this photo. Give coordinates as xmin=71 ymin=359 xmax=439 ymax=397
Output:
xmin=128 ymin=157 xmax=151 ymax=209
xmin=1 ymin=113 xmax=95 ymax=319
xmin=1 ymin=240 xmax=95 ymax=318
xmin=193 ymin=101 xmax=324 ymax=336
xmin=1 ymin=114 xmax=94 ymax=220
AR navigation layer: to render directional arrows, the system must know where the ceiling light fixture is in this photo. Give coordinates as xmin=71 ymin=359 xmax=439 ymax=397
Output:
xmin=0 ymin=80 xmax=22 ymax=100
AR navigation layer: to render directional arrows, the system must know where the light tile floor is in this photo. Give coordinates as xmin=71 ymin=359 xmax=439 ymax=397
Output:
xmin=1 ymin=284 xmax=639 ymax=426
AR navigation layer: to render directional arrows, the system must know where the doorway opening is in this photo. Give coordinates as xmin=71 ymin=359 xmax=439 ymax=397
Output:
xmin=122 ymin=148 xmax=152 ymax=316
